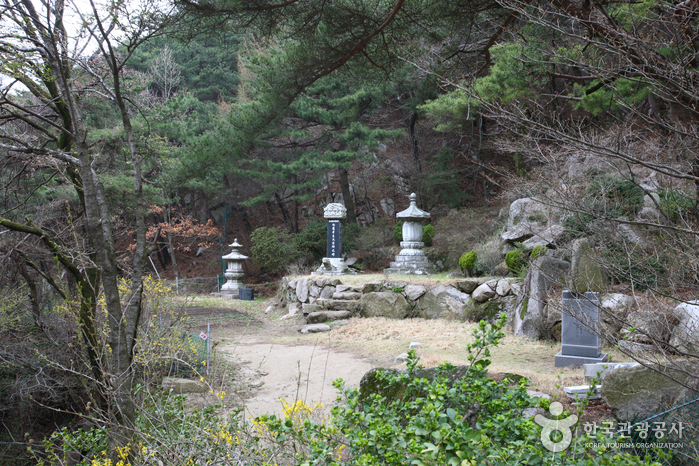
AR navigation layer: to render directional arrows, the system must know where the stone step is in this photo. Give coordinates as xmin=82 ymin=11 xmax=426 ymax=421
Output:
xmin=332 ymin=292 xmax=362 ymax=300
xmin=307 ymin=310 xmax=354 ymax=324
xmin=315 ymin=299 xmax=362 ymax=312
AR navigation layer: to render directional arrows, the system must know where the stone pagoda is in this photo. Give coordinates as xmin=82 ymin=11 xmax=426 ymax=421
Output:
xmin=221 ymin=238 xmax=248 ymax=297
xmin=385 ymin=193 xmax=434 ymax=275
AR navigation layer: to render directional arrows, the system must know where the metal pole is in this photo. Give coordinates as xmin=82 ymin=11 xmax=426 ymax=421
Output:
xmin=206 ymin=323 xmax=210 ymax=376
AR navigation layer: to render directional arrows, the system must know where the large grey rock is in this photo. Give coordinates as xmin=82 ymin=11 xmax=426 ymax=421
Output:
xmin=522 ymin=225 xmax=566 ymax=249
xmin=513 ymin=256 xmax=571 ymax=339
xmin=472 ymin=283 xmax=496 ymax=303
xmin=416 ymin=285 xmax=470 ymax=320
xmin=309 ymin=285 xmax=322 ymax=298
xmin=495 ymin=279 xmax=512 ymax=297
xmin=296 ymin=278 xmax=309 ymax=303
xmin=162 ymin=377 xmax=208 ymax=394
xmin=502 ymin=198 xmax=549 ymax=243
xmin=360 ymin=281 xmax=384 ymax=293
xmin=601 ymin=362 xmax=699 ymax=421
xmin=617 ymin=223 xmax=652 ymax=249
xmin=570 ymin=238 xmax=605 ymax=293
xmin=621 ymin=308 xmax=677 ymax=344
xmin=361 ymin=292 xmax=411 ymax=319
xmin=507 ymin=198 xmax=547 ymax=229
xmin=319 ymin=286 xmax=336 ymax=299
xmin=668 ymin=301 xmax=699 ymax=354
xmin=455 ymin=280 xmax=479 ymax=294
xmin=599 ymin=293 xmax=634 ymax=332
xmin=637 ymin=193 xmax=661 ymax=221
xmin=403 ymin=285 xmax=427 ymax=301
xmin=501 ymin=221 xmax=545 ymax=243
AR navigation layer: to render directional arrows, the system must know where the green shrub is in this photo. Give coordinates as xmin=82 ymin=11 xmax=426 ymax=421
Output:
xmin=422 ymin=224 xmax=435 ymax=246
xmin=293 ymin=219 xmax=327 ymax=261
xmin=658 ymin=188 xmax=694 ymax=221
xmin=530 ymin=245 xmax=548 ymax=261
xmin=505 ymin=249 xmax=526 ymax=275
xmin=251 ymin=226 xmax=297 ymax=272
xmin=393 ymin=221 xmax=404 ymax=243
xmin=459 ymin=250 xmax=478 ymax=276
xmin=394 ymin=221 xmax=436 ymax=246
xmin=587 ymin=176 xmax=644 ymax=218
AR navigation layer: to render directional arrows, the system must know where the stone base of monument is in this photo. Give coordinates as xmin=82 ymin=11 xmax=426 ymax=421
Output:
xmin=555 ymin=351 xmax=608 ymax=367
xmin=313 ymin=257 xmax=356 ymax=276
xmin=211 ymin=288 xmax=241 ymax=299
xmin=384 ymin=244 xmax=435 ymax=275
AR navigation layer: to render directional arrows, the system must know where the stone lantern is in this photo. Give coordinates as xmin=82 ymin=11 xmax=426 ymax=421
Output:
xmin=221 ymin=238 xmax=248 ymax=296
xmin=385 ymin=193 xmax=434 ymax=274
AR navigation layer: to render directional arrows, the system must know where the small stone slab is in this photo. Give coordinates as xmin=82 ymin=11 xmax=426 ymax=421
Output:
xmin=336 ymin=285 xmax=356 ymax=293
xmin=299 ymin=324 xmax=331 ymax=334
xmin=162 ymin=377 xmax=208 ymax=394
xmin=332 ymin=292 xmax=362 ymax=300
xmin=564 ymin=385 xmax=601 ymax=400
xmin=328 ymin=319 xmax=351 ymax=329
xmin=307 ymin=310 xmax=354 ymax=323
xmin=403 ymin=285 xmax=427 ymax=301
xmin=302 ymin=303 xmax=321 ymax=315
xmin=316 ymin=299 xmax=361 ymax=312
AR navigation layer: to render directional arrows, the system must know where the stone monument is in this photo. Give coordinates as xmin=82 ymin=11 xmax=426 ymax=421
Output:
xmin=555 ymin=291 xmax=609 ymax=367
xmin=221 ymin=238 xmax=248 ymax=297
xmin=314 ymin=203 xmax=354 ymax=275
xmin=384 ymin=193 xmax=434 ymax=275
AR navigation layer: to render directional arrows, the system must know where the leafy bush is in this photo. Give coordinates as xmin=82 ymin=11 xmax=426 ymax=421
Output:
xmin=657 ymin=188 xmax=694 ymax=222
xmin=530 ymin=245 xmax=548 ymax=261
xmin=394 ymin=221 xmax=436 ymax=246
xmin=422 ymin=224 xmax=435 ymax=246
xmin=459 ymin=250 xmax=478 ymax=276
xmin=587 ymin=176 xmax=644 ymax=218
xmin=393 ymin=221 xmax=404 ymax=243
xmin=505 ymin=249 xmax=526 ymax=275
xmin=251 ymin=226 xmax=298 ymax=272
xmin=293 ymin=219 xmax=328 ymax=262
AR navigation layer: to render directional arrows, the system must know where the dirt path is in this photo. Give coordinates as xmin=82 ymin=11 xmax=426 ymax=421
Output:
xmin=219 ymin=338 xmax=374 ymax=419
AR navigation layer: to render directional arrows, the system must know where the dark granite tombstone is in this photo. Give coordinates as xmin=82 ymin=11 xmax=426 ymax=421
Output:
xmin=326 ymin=219 xmax=342 ymax=259
xmin=555 ymin=290 xmax=609 ymax=367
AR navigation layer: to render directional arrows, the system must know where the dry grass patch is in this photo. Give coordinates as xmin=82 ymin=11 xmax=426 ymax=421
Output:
xmin=327 ymin=317 xmax=629 ymax=400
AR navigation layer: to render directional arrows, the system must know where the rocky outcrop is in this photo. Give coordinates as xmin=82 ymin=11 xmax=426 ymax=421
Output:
xmin=513 ymin=256 xmax=571 ymax=339
xmin=501 ymin=198 xmax=549 ymax=244
xmin=668 ymin=301 xmax=699 ymax=354
xmin=361 ymin=292 xmax=411 ymax=319
xmin=570 ymin=238 xmax=605 ymax=293
xmin=601 ymin=362 xmax=699 ymax=421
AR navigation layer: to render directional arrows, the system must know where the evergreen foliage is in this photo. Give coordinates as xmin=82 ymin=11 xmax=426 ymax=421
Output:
xmin=459 ymin=250 xmax=478 ymax=276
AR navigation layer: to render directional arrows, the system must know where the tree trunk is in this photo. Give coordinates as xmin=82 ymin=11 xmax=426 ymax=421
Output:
xmin=339 ymin=168 xmax=357 ymax=224
xmin=165 ymin=207 xmax=179 ymax=282
xmin=405 ymin=111 xmax=421 ymax=173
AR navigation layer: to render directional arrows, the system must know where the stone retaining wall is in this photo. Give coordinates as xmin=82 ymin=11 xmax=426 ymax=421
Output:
xmin=278 ymin=276 xmax=523 ymax=325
